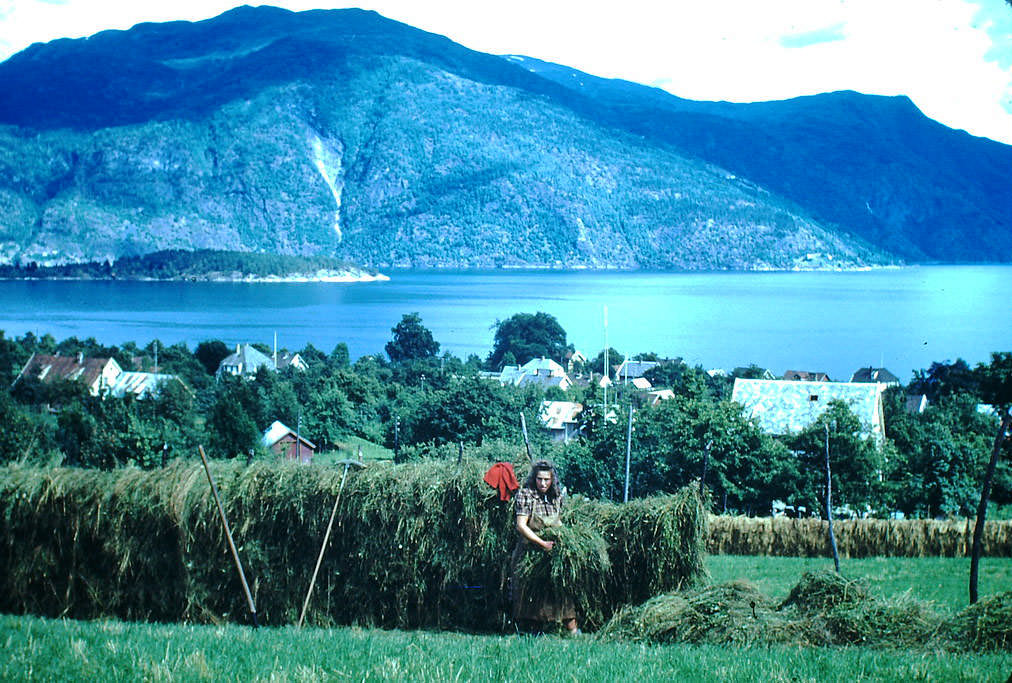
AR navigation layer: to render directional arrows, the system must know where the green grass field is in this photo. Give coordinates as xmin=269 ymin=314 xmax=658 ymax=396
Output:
xmin=706 ymin=555 xmax=1012 ymax=613
xmin=2 ymin=555 xmax=1010 ymax=681
xmin=2 ymin=614 xmax=1010 ymax=682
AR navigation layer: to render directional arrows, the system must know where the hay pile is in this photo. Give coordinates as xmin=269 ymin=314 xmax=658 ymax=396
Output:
xmin=936 ymin=591 xmax=1012 ymax=652
xmin=708 ymin=516 xmax=1012 ymax=557
xmin=597 ymin=570 xmax=1002 ymax=652
xmin=0 ymin=459 xmax=708 ymax=630
xmin=597 ymin=580 xmax=775 ymax=645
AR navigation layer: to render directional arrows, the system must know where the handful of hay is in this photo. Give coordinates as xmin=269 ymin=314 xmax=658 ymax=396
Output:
xmin=936 ymin=591 xmax=1012 ymax=652
xmin=514 ymin=522 xmax=610 ymax=627
xmin=779 ymin=570 xmax=869 ymax=612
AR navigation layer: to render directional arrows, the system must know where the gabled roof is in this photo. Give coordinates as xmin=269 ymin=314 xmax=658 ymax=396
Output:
xmin=218 ymin=344 xmax=275 ymax=377
xmin=783 ymin=370 xmax=831 ymax=382
xmin=614 ymin=359 xmax=659 ymax=380
xmin=731 ymin=378 xmax=885 ymax=439
xmin=16 ymin=353 xmax=121 ymax=392
xmin=496 ymin=357 xmax=572 ymax=391
xmin=850 ymin=367 xmax=900 ymax=384
xmin=261 ymin=420 xmax=316 ymax=450
xmin=539 ymin=401 xmax=583 ymax=430
xmin=106 ymin=372 xmax=181 ymax=399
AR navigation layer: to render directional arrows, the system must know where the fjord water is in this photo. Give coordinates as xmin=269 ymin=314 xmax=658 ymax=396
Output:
xmin=3 ymin=266 xmax=1008 ymax=382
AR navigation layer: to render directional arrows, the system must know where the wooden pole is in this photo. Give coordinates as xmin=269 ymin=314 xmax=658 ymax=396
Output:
xmin=623 ymin=406 xmax=633 ymax=502
xmin=299 ymin=461 xmax=353 ymax=628
xmin=824 ymin=425 xmax=840 ymax=573
xmin=197 ymin=445 xmax=258 ymax=627
xmin=519 ymin=412 xmax=534 ymax=463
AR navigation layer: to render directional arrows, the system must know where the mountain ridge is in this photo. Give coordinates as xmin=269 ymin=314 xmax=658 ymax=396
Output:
xmin=0 ymin=5 xmax=1007 ymax=269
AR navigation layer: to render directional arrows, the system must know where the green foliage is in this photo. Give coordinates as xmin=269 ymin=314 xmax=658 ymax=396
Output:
xmin=385 ymin=312 xmax=440 ymax=363
xmin=487 ymin=312 xmax=568 ymax=369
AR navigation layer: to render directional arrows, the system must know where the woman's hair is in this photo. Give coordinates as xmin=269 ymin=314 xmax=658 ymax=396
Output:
xmin=523 ymin=459 xmax=562 ymax=501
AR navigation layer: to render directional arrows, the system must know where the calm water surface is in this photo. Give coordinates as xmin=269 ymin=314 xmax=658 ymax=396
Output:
xmin=3 ymin=266 xmax=1009 ymax=382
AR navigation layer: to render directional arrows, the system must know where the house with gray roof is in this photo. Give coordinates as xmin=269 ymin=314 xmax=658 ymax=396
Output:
xmin=539 ymin=401 xmax=583 ymax=442
xmin=107 ymin=371 xmax=186 ymax=399
xmin=850 ymin=367 xmax=901 ymax=386
xmin=217 ymin=344 xmax=307 ymax=379
xmin=496 ymin=357 xmax=573 ymax=391
xmin=731 ymin=378 xmax=886 ymax=441
xmin=614 ymin=359 xmax=660 ymax=383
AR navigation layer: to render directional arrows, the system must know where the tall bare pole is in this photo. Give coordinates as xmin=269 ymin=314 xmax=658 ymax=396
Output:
xmin=824 ymin=424 xmax=840 ymax=573
xmin=602 ymin=305 xmax=609 ymax=414
xmin=197 ymin=445 xmax=259 ymax=627
xmin=519 ymin=412 xmax=534 ymax=463
xmin=624 ymin=406 xmax=634 ymax=502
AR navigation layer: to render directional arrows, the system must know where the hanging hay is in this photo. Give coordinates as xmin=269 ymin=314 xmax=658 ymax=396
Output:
xmin=575 ymin=485 xmax=709 ymax=610
xmin=513 ymin=522 xmax=611 ymax=628
xmin=779 ymin=570 xmax=869 ymax=613
xmin=935 ymin=591 xmax=1012 ymax=652
xmin=0 ymin=459 xmax=708 ymax=631
xmin=707 ymin=515 xmax=1012 ymax=557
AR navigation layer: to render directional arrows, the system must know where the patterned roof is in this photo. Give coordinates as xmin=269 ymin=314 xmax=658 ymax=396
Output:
xmin=731 ymin=378 xmax=885 ymax=438
xmin=106 ymin=372 xmax=179 ymax=399
xmin=18 ymin=353 xmax=121 ymax=392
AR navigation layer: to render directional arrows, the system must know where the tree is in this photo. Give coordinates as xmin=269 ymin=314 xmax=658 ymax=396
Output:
xmin=385 ymin=313 xmax=440 ymax=363
xmin=487 ymin=312 xmax=567 ymax=370
xmin=969 ymin=352 xmax=1012 ymax=603
xmin=909 ymin=359 xmax=979 ymax=404
xmin=195 ymin=340 xmax=231 ymax=375
xmin=590 ymin=347 xmax=624 ymax=376
xmin=788 ymin=401 xmax=886 ymax=515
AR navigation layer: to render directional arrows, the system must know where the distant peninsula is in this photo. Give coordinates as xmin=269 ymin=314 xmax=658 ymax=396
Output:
xmin=0 ymin=249 xmax=388 ymax=283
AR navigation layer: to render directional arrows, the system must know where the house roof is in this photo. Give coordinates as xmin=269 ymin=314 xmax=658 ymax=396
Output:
xmin=539 ymin=401 xmax=583 ymax=430
xmin=782 ymin=370 xmax=831 ymax=382
xmin=614 ymin=359 xmax=660 ymax=380
xmin=18 ymin=353 xmax=120 ymax=389
xmin=497 ymin=358 xmax=572 ymax=390
xmin=850 ymin=367 xmax=901 ymax=384
xmin=218 ymin=344 xmax=275 ymax=376
xmin=731 ymin=378 xmax=885 ymax=437
xmin=106 ymin=372 xmax=180 ymax=399
xmin=261 ymin=420 xmax=316 ymax=450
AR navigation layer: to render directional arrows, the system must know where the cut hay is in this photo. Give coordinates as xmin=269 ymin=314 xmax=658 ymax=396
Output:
xmin=708 ymin=515 xmax=1012 ymax=557
xmin=597 ymin=580 xmax=777 ymax=645
xmin=575 ymin=486 xmax=709 ymax=609
xmin=514 ymin=522 xmax=611 ymax=627
xmin=0 ymin=459 xmax=707 ymax=631
xmin=779 ymin=570 xmax=869 ymax=612
xmin=599 ymin=573 xmax=954 ymax=651
xmin=936 ymin=591 xmax=1012 ymax=652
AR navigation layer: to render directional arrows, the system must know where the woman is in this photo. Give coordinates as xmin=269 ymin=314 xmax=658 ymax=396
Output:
xmin=511 ymin=459 xmax=579 ymax=634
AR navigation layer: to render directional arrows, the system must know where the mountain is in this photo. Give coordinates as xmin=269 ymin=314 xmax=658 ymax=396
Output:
xmin=0 ymin=5 xmax=1006 ymax=269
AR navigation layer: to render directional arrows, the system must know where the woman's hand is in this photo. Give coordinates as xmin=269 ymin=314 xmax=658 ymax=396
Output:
xmin=541 ymin=540 xmax=555 ymax=552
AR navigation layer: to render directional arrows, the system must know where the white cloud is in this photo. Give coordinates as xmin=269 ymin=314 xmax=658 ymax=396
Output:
xmin=1 ymin=0 xmax=1010 ymax=143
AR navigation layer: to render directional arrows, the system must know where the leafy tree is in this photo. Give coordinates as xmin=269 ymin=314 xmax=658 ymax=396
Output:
xmin=590 ymin=347 xmax=624 ymax=376
xmin=788 ymin=401 xmax=886 ymax=514
xmin=195 ymin=340 xmax=231 ymax=375
xmin=909 ymin=359 xmax=979 ymax=404
xmin=385 ymin=313 xmax=440 ymax=363
xmin=487 ymin=312 xmax=568 ymax=370
xmin=329 ymin=343 xmax=351 ymax=368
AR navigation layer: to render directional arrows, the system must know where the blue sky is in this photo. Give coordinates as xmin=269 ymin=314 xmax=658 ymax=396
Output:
xmin=2 ymin=0 xmax=1010 ymax=144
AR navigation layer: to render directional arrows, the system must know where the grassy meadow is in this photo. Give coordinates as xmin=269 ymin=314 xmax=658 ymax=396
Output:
xmin=3 ymin=555 xmax=1011 ymax=681
xmin=706 ymin=555 xmax=1012 ymax=613
xmin=3 ymin=613 xmax=1011 ymax=682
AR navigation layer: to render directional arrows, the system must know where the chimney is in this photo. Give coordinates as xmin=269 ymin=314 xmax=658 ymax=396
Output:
xmin=76 ymin=352 xmax=84 ymax=364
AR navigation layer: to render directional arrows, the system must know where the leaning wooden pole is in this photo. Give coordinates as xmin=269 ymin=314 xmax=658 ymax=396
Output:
xmin=197 ymin=445 xmax=259 ymax=628
xmin=519 ymin=412 xmax=534 ymax=463
xmin=298 ymin=462 xmax=352 ymax=628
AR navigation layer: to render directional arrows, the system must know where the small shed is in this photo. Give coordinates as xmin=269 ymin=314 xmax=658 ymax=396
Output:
xmin=261 ymin=421 xmax=316 ymax=463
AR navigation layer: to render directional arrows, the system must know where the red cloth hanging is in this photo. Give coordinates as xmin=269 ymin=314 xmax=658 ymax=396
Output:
xmin=483 ymin=462 xmax=520 ymax=501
